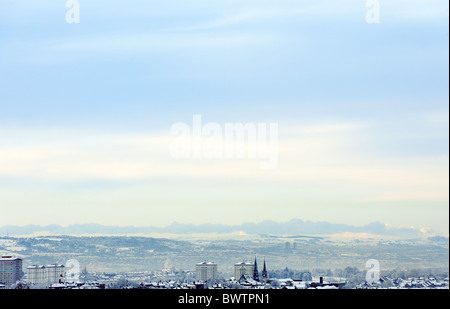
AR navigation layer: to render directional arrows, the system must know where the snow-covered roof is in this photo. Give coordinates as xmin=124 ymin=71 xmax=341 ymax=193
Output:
xmin=46 ymin=264 xmax=64 ymax=268
xmin=49 ymin=283 xmax=66 ymax=288
xmin=235 ymin=262 xmax=254 ymax=266
xmin=315 ymin=285 xmax=338 ymax=289
xmin=0 ymin=256 xmax=21 ymax=261
xmin=27 ymin=265 xmax=46 ymax=269
xmin=196 ymin=261 xmax=217 ymax=266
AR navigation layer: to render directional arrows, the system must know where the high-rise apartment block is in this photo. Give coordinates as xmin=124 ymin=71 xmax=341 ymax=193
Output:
xmin=234 ymin=261 xmax=254 ymax=280
xmin=0 ymin=255 xmax=23 ymax=286
xmin=27 ymin=264 xmax=65 ymax=285
xmin=196 ymin=261 xmax=218 ymax=282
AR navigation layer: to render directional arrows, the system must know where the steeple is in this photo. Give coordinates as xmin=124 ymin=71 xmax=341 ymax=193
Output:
xmin=253 ymin=256 xmax=259 ymax=281
xmin=262 ymin=258 xmax=268 ymax=280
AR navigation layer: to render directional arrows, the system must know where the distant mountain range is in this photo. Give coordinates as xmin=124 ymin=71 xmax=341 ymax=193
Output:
xmin=0 ymin=219 xmax=440 ymax=238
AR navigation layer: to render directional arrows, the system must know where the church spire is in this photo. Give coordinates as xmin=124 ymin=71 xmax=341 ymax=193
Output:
xmin=253 ymin=256 xmax=259 ymax=281
xmin=262 ymin=258 xmax=268 ymax=280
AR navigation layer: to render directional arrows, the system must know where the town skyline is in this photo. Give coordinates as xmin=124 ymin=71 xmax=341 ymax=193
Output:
xmin=1 ymin=234 xmax=448 ymax=290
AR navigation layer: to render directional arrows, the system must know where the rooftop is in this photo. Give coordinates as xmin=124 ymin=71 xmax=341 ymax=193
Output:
xmin=46 ymin=264 xmax=64 ymax=268
xmin=0 ymin=255 xmax=21 ymax=261
xmin=27 ymin=265 xmax=46 ymax=269
xmin=196 ymin=262 xmax=217 ymax=266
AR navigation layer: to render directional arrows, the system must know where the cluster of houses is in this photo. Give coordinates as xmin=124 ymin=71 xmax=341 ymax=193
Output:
xmin=356 ymin=276 xmax=449 ymax=289
xmin=132 ymin=276 xmax=344 ymax=290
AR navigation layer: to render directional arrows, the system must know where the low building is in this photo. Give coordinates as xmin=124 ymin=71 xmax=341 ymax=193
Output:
xmin=48 ymin=281 xmax=105 ymax=289
xmin=309 ymin=277 xmax=346 ymax=289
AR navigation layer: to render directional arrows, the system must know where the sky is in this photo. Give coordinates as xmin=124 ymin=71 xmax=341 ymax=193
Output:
xmin=0 ymin=0 xmax=448 ymax=235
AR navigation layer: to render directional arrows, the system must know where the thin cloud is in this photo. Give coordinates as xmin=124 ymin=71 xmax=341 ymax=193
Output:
xmin=52 ymin=32 xmax=269 ymax=54
xmin=281 ymin=122 xmax=369 ymax=135
xmin=0 ymin=127 xmax=448 ymax=204
xmin=166 ymin=7 xmax=307 ymax=32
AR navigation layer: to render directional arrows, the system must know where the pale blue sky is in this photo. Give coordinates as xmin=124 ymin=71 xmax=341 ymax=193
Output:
xmin=0 ymin=0 xmax=448 ymax=235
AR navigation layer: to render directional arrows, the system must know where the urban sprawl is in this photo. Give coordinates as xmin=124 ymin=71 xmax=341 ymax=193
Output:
xmin=1 ymin=255 xmax=448 ymax=290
